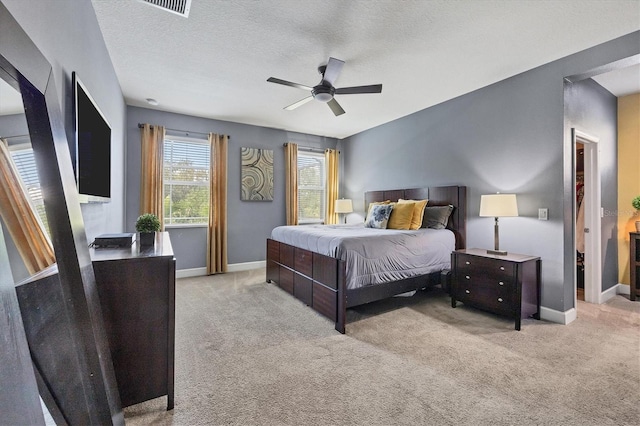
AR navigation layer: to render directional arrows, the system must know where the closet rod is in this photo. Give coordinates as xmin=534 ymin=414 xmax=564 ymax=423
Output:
xmin=137 ymin=123 xmax=230 ymax=139
xmin=283 ymin=143 xmax=338 ymax=154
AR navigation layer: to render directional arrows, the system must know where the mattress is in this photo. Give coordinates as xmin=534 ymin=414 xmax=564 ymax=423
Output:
xmin=270 ymin=223 xmax=454 ymax=290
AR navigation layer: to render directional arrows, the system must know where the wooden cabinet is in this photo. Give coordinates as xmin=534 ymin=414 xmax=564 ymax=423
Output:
xmin=91 ymin=232 xmax=175 ymax=409
xmin=630 ymin=232 xmax=640 ymax=301
xmin=451 ymin=248 xmax=541 ymax=330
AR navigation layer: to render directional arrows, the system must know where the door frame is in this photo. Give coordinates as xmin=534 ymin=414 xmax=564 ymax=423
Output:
xmin=573 ymin=128 xmax=602 ymax=305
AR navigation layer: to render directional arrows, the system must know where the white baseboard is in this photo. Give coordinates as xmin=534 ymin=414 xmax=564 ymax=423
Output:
xmin=600 ymin=284 xmax=622 ymax=303
xmin=539 ymin=283 xmax=631 ymax=324
xmin=616 ymin=283 xmax=630 ymax=295
xmin=176 ymin=261 xmax=266 ymax=278
xmin=176 ymin=267 xmax=207 ymax=279
xmin=540 ymin=306 xmax=577 ymax=325
xmin=227 ymin=260 xmax=266 ymax=272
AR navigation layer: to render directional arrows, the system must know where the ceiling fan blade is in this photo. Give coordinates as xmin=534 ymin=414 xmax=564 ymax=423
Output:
xmin=267 ymin=77 xmax=313 ymax=91
xmin=322 ymin=57 xmax=345 ymax=85
xmin=327 ymin=98 xmax=345 ymax=116
xmin=284 ymin=96 xmax=314 ymax=110
xmin=335 ymin=84 xmax=383 ymax=95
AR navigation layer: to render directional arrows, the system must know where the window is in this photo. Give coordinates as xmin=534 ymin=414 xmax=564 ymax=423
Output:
xmin=163 ymin=136 xmax=210 ymax=226
xmin=9 ymin=145 xmax=49 ymax=236
xmin=297 ymin=151 xmax=326 ymax=224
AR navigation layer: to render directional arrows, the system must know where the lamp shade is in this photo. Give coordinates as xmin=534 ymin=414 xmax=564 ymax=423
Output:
xmin=479 ymin=194 xmax=518 ymax=217
xmin=334 ymin=199 xmax=353 ymax=214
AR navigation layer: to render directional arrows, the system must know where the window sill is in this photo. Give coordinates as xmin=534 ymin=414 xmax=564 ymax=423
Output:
xmin=164 ymin=224 xmax=208 ymax=229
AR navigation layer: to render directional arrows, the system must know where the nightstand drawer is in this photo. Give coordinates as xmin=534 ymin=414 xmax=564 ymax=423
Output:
xmin=456 ymin=254 xmax=515 ymax=278
xmin=456 ymin=283 xmax=514 ymax=314
xmin=458 ymin=273 xmax=515 ymax=291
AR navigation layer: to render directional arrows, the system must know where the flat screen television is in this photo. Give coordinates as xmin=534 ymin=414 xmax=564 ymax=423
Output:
xmin=72 ymin=71 xmax=111 ymax=203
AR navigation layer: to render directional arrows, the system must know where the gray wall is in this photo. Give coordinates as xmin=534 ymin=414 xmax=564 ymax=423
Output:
xmin=3 ymin=0 xmax=635 ymax=307
xmin=339 ymin=31 xmax=639 ymax=313
xmin=564 ymin=78 xmax=618 ymax=305
xmin=2 ymin=0 xmax=127 ymax=242
xmin=0 ymin=113 xmax=27 ymax=138
xmin=126 ymin=107 xmax=337 ymax=269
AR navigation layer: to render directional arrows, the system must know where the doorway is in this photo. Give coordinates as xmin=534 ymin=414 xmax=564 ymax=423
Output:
xmin=576 ymin=142 xmax=584 ymax=300
xmin=573 ymin=129 xmax=602 ymax=305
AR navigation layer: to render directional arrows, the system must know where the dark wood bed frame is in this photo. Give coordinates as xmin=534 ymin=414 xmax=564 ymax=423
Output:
xmin=266 ymin=185 xmax=467 ymax=333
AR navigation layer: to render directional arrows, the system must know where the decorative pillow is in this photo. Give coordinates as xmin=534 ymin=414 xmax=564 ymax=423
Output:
xmin=422 ymin=205 xmax=454 ymax=229
xmin=364 ymin=204 xmax=394 ymax=229
xmin=398 ymin=199 xmax=428 ymax=230
xmin=386 ymin=202 xmax=415 ymax=230
xmin=365 ymin=200 xmax=391 ymax=221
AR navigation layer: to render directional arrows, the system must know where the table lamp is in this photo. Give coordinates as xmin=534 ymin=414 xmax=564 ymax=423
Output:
xmin=479 ymin=193 xmax=518 ymax=255
xmin=335 ymin=199 xmax=353 ymax=223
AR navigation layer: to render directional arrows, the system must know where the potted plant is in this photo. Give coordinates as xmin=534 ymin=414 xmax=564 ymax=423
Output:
xmin=633 ymin=196 xmax=640 ymax=232
xmin=135 ymin=213 xmax=160 ymax=248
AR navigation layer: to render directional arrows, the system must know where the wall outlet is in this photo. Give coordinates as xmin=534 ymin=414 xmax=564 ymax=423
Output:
xmin=538 ymin=208 xmax=548 ymax=221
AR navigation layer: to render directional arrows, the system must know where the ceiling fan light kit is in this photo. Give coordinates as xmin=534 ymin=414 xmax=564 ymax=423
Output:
xmin=267 ymin=57 xmax=382 ymax=116
xmin=312 ymin=86 xmax=334 ymax=103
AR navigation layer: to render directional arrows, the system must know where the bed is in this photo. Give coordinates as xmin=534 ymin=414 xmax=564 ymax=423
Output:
xmin=266 ymin=185 xmax=467 ymax=333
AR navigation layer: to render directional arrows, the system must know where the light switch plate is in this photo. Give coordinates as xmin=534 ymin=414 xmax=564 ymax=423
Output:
xmin=538 ymin=208 xmax=548 ymax=221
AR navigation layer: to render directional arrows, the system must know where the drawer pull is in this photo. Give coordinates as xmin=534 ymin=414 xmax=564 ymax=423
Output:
xmin=497 ymin=297 xmax=503 ymax=302
xmin=465 ymin=275 xmax=470 ymax=280
xmin=465 ymin=261 xmax=470 ymax=265
xmin=499 ymin=281 xmax=504 ymax=286
xmin=499 ymin=266 xmax=505 ymax=271
xmin=465 ymin=289 xmax=470 ymax=294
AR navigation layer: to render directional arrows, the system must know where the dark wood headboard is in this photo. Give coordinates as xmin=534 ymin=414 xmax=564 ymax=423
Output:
xmin=364 ymin=185 xmax=467 ymax=249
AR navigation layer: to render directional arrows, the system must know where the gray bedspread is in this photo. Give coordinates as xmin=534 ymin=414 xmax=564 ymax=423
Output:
xmin=270 ymin=224 xmax=454 ymax=290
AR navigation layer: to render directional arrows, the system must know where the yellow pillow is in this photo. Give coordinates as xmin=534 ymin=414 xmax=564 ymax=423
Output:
xmin=398 ymin=199 xmax=428 ymax=230
xmin=386 ymin=202 xmax=415 ymax=230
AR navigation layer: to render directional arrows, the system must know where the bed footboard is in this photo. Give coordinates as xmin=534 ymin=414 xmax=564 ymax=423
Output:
xmin=266 ymin=239 xmax=447 ymax=334
xmin=267 ymin=239 xmax=347 ymax=333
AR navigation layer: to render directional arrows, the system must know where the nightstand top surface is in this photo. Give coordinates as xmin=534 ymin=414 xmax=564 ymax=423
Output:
xmin=455 ymin=248 xmax=540 ymax=263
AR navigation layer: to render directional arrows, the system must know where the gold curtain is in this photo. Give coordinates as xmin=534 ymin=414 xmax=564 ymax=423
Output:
xmin=0 ymin=138 xmax=54 ymax=275
xmin=285 ymin=143 xmax=298 ymax=225
xmin=139 ymin=123 xmax=165 ymax=229
xmin=324 ymin=148 xmax=340 ymax=225
xmin=207 ymin=133 xmax=228 ymax=274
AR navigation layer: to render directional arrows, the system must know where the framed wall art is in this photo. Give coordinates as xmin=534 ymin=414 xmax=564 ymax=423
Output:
xmin=241 ymin=147 xmax=274 ymax=201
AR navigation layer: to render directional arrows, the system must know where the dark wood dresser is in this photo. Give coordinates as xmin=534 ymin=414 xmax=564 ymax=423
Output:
xmin=630 ymin=232 xmax=640 ymax=301
xmin=91 ymin=231 xmax=175 ymax=409
xmin=451 ymin=248 xmax=541 ymax=330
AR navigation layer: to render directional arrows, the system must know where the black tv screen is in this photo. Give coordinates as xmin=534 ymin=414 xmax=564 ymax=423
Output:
xmin=72 ymin=72 xmax=111 ymax=202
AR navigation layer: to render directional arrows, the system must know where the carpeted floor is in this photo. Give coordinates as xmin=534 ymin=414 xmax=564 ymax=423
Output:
xmin=123 ymin=269 xmax=640 ymax=425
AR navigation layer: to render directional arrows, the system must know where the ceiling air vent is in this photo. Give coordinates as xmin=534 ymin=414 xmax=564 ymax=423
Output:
xmin=138 ymin=0 xmax=192 ymax=18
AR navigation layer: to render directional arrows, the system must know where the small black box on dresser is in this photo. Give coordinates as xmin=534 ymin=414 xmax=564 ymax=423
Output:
xmin=451 ymin=248 xmax=541 ymax=330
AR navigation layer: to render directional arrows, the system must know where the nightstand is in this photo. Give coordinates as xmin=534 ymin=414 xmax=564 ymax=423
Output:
xmin=451 ymin=248 xmax=541 ymax=330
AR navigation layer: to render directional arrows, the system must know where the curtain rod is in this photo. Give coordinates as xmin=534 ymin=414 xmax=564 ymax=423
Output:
xmin=138 ymin=123 xmax=230 ymax=139
xmin=283 ymin=143 xmax=339 ymax=154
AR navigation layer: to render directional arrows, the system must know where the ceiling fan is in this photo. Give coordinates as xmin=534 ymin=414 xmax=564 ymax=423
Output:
xmin=267 ymin=57 xmax=382 ymax=116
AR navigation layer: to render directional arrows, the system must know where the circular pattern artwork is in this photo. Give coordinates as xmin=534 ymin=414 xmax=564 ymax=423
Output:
xmin=241 ymin=147 xmax=274 ymax=201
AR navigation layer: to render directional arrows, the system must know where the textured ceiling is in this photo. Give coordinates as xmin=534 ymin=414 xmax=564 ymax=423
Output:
xmin=91 ymin=0 xmax=640 ymax=139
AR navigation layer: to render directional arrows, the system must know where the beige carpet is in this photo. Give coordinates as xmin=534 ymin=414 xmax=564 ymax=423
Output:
xmin=123 ymin=269 xmax=640 ymax=425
